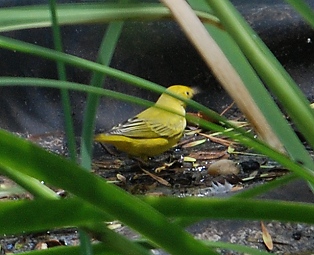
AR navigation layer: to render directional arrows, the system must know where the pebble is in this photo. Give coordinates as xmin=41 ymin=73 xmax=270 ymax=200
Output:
xmin=207 ymin=159 xmax=240 ymax=176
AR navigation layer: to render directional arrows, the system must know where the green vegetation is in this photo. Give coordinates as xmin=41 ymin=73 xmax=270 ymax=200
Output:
xmin=0 ymin=1 xmax=313 ymax=254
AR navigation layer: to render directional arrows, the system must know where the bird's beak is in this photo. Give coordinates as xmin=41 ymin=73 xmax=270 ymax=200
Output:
xmin=191 ymin=86 xmax=201 ymax=95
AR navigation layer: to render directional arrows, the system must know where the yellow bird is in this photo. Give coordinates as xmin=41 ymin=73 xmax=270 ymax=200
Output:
xmin=94 ymin=85 xmax=196 ymax=159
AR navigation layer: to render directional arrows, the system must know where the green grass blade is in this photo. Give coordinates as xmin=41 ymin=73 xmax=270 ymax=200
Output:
xmin=0 ymin=198 xmax=149 ymax=255
xmin=84 ymin=222 xmax=152 ymax=255
xmin=0 ymin=199 xmax=109 ymax=235
xmin=2 ymin=195 xmax=313 ymax=254
xmin=233 ymin=174 xmax=298 ymax=199
xmin=204 ymin=0 xmax=314 ymax=158
xmin=48 ymin=2 xmax=90 ymax=252
xmin=8 ymin=243 xmax=119 ymax=255
xmin=49 ymin=0 xmax=77 ymax=162
xmin=0 ymin=35 xmax=167 ymax=94
xmin=192 ymin=117 xmax=314 ymax=184
xmin=186 ymin=0 xmax=314 ymax=174
xmin=143 ymin=196 xmax=314 ymax=224
xmin=285 ymin=0 xmax=314 ymax=28
xmin=78 ymin=231 xmax=93 ymax=255
xmin=80 ymin=19 xmax=125 ymax=170
xmin=0 ymin=77 xmax=155 ymax=109
xmin=1 ymin=196 xmax=311 ymax=255
xmin=0 ymin=129 xmax=218 ymax=255
xmin=0 ymin=3 xmax=219 ymax=32
xmin=0 ymin=164 xmax=58 ymax=199
xmin=3 ymin=194 xmax=314 ymax=231
xmin=201 ymin=241 xmax=273 ymax=255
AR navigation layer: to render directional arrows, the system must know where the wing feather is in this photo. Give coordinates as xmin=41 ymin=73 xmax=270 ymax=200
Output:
xmin=108 ymin=116 xmax=184 ymax=138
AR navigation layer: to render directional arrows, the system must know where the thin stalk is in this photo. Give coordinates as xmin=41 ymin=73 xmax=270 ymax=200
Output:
xmin=78 ymin=232 xmax=93 ymax=255
xmin=50 ymin=2 xmax=91 ymax=253
xmin=201 ymin=240 xmax=272 ymax=255
xmin=233 ymin=173 xmax=298 ymax=199
xmin=0 ymin=3 xmax=220 ymax=32
xmin=0 ymin=163 xmax=59 ymax=199
xmin=84 ymin=222 xmax=152 ymax=255
xmin=175 ymin=174 xmax=300 ymax=227
xmin=80 ymin=21 xmax=124 ymax=170
xmin=49 ymin=0 xmax=77 ymax=161
xmin=285 ymin=0 xmax=314 ymax=28
xmin=0 ymin=35 xmax=165 ymax=93
xmin=143 ymin=197 xmax=314 ymax=224
xmin=8 ymin=243 xmax=118 ymax=255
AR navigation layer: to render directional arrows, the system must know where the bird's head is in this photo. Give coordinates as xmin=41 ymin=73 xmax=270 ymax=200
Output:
xmin=156 ymin=85 xmax=197 ymax=108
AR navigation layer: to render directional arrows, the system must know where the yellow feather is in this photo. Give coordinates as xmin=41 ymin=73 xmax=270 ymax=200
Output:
xmin=94 ymin=85 xmax=196 ymax=159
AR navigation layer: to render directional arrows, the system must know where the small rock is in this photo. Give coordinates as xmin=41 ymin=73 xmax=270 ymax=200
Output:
xmin=207 ymin=159 xmax=240 ymax=176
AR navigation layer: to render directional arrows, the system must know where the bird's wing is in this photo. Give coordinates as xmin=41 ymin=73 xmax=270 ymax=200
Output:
xmin=146 ymin=117 xmax=184 ymax=137
xmin=108 ymin=116 xmax=160 ymax=138
xmin=107 ymin=116 xmax=184 ymax=138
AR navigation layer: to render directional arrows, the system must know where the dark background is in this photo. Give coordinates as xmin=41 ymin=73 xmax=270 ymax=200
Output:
xmin=1 ymin=0 xmax=314 ymax=134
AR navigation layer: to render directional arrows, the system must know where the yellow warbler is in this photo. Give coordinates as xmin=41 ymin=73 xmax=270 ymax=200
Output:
xmin=94 ymin=85 xmax=196 ymax=159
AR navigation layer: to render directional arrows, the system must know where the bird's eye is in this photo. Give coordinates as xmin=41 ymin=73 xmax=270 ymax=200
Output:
xmin=186 ymin=91 xmax=190 ymax=96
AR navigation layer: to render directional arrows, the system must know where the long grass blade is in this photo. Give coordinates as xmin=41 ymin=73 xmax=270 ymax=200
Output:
xmin=285 ymin=0 xmax=314 ymax=28
xmin=143 ymin=196 xmax=314 ymax=224
xmin=0 ymin=129 xmax=218 ymax=255
xmin=49 ymin=1 xmax=91 ymax=253
xmin=49 ymin=0 xmax=77 ymax=162
xmin=80 ymin=20 xmax=125 ymax=170
xmin=0 ymin=3 xmax=219 ymax=32
xmin=204 ymin=0 xmax=314 ymax=166
xmin=0 ymin=35 xmax=166 ymax=93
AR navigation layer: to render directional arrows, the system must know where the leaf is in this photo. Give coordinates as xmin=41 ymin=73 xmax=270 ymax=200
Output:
xmin=261 ymin=221 xmax=273 ymax=251
xmin=183 ymin=156 xmax=197 ymax=162
xmin=188 ymin=150 xmax=227 ymax=160
xmin=141 ymin=168 xmax=171 ymax=186
xmin=182 ymin=138 xmax=207 ymax=148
